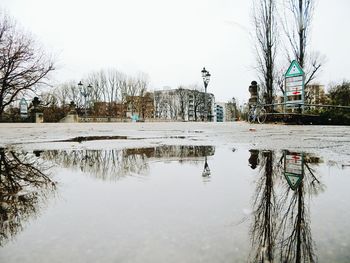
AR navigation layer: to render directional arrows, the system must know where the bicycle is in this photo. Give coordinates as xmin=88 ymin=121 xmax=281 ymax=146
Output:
xmin=247 ymin=104 xmax=267 ymax=124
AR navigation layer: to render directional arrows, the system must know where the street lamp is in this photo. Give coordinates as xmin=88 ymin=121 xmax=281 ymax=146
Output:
xmin=232 ymin=97 xmax=236 ymax=121
xmin=78 ymin=81 xmax=92 ymax=117
xmin=201 ymin=67 xmax=211 ymax=121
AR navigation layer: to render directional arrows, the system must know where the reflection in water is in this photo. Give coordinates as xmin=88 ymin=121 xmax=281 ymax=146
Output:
xmin=250 ymin=150 xmax=279 ymax=262
xmin=202 ymin=156 xmax=211 ymax=178
xmin=42 ymin=145 xmax=215 ymax=181
xmin=0 ymin=148 xmax=56 ymax=246
xmin=249 ymin=149 xmax=324 ymax=263
xmin=248 ymin=150 xmax=260 ymax=170
xmin=202 ymin=156 xmax=211 ymax=183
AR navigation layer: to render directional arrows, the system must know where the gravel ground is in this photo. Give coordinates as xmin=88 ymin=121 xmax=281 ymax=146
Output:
xmin=1 ymin=121 xmax=349 ymax=163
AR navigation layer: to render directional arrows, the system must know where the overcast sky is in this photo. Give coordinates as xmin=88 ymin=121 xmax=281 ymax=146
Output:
xmin=2 ymin=0 xmax=350 ymax=103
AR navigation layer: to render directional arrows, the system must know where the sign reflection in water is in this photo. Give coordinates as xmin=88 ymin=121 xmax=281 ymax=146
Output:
xmin=248 ymin=149 xmax=324 ymax=262
xmin=0 ymin=148 xmax=56 ymax=246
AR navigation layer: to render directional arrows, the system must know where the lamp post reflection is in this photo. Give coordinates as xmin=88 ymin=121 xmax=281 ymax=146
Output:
xmin=202 ymin=156 xmax=211 ymax=182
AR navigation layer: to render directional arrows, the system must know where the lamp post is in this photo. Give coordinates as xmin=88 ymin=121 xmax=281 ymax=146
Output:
xmin=78 ymin=81 xmax=92 ymax=117
xmin=201 ymin=67 xmax=211 ymax=121
xmin=232 ymin=97 xmax=236 ymax=121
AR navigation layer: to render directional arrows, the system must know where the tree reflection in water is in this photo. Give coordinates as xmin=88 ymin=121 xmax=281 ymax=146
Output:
xmin=42 ymin=145 xmax=215 ymax=181
xmin=248 ymin=149 xmax=324 ymax=263
xmin=0 ymin=148 xmax=56 ymax=246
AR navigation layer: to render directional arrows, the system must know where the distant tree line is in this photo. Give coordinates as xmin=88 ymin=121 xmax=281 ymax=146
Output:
xmin=40 ymin=69 xmax=152 ymax=121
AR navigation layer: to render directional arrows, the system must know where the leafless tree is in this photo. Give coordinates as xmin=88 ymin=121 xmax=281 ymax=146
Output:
xmin=54 ymin=81 xmax=77 ymax=106
xmin=176 ymin=86 xmax=188 ymax=121
xmin=85 ymin=71 xmax=104 ymax=106
xmin=167 ymin=91 xmax=178 ymax=120
xmin=135 ymin=72 xmax=150 ymax=118
xmin=154 ymin=90 xmax=177 ymax=120
xmin=158 ymin=94 xmax=170 ymax=119
xmin=0 ymin=148 xmax=56 ymax=245
xmin=252 ymin=0 xmax=278 ymax=108
xmin=249 ymin=150 xmax=282 ymax=262
xmin=247 ymin=150 xmax=324 ymax=262
xmin=126 ymin=77 xmax=140 ymax=116
xmin=106 ymin=69 xmax=119 ymax=115
xmin=154 ymin=91 xmax=161 ymax=119
xmin=278 ymin=152 xmax=324 ymax=263
xmin=0 ymin=12 xmax=55 ymax=119
xmin=191 ymin=88 xmax=205 ymax=121
xmin=65 ymin=81 xmax=82 ymax=107
xmin=282 ymin=0 xmax=324 ymax=86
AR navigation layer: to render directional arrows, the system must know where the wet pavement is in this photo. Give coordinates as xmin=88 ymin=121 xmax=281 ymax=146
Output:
xmin=1 ymin=140 xmax=350 ymax=262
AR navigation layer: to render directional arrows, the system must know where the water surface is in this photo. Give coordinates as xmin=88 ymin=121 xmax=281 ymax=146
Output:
xmin=0 ymin=146 xmax=349 ymax=262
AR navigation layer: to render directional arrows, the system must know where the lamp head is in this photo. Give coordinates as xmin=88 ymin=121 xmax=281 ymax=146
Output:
xmin=201 ymin=67 xmax=207 ymax=78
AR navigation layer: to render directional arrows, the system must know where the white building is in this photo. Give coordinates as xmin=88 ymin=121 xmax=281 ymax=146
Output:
xmin=154 ymin=88 xmax=215 ymax=121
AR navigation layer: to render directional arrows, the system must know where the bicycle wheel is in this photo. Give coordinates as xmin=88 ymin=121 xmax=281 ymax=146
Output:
xmin=257 ymin=108 xmax=267 ymax=124
xmin=247 ymin=108 xmax=255 ymax=123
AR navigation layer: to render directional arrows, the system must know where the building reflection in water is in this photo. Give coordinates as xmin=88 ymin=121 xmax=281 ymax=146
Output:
xmin=248 ymin=149 xmax=324 ymax=263
xmin=0 ymin=145 xmax=214 ymax=245
xmin=41 ymin=145 xmax=215 ymax=181
xmin=0 ymin=148 xmax=56 ymax=246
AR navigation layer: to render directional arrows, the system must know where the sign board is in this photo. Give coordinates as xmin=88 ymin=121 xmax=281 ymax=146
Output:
xmin=20 ymin=98 xmax=28 ymax=117
xmin=284 ymin=60 xmax=305 ymax=110
xmin=284 ymin=151 xmax=304 ymax=190
xmin=285 ymin=61 xmax=304 ymax=77
xmin=285 ymin=76 xmax=303 ymax=96
xmin=131 ymin=114 xmax=139 ymax=122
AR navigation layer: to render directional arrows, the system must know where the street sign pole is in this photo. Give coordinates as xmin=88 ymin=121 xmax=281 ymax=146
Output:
xmin=20 ymin=98 xmax=28 ymax=119
xmin=284 ymin=60 xmax=305 ymax=114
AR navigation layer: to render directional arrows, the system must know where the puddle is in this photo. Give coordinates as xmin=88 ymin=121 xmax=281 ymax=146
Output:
xmin=37 ymin=145 xmax=215 ymax=181
xmin=0 ymin=146 xmax=349 ymax=263
xmin=55 ymin=135 xmax=128 ymax=142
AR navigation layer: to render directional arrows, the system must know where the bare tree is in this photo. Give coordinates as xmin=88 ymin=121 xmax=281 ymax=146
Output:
xmin=135 ymin=72 xmax=150 ymax=118
xmin=248 ymin=150 xmax=324 ymax=262
xmin=252 ymin=0 xmax=278 ymax=108
xmin=283 ymin=0 xmax=324 ymax=86
xmin=158 ymin=93 xmax=170 ymax=119
xmin=0 ymin=12 xmax=55 ymax=119
xmin=54 ymin=81 xmax=77 ymax=106
xmin=85 ymin=71 xmax=104 ymax=107
xmin=249 ymin=150 xmax=281 ymax=262
xmin=106 ymin=69 xmax=120 ymax=115
xmin=154 ymin=91 xmax=161 ymax=119
xmin=278 ymin=152 xmax=324 ymax=263
xmin=65 ymin=81 xmax=82 ymax=107
xmin=176 ymin=86 xmax=188 ymax=121
xmin=191 ymin=88 xmax=204 ymax=121
xmin=126 ymin=77 xmax=140 ymax=116
xmin=0 ymin=148 xmax=56 ymax=245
